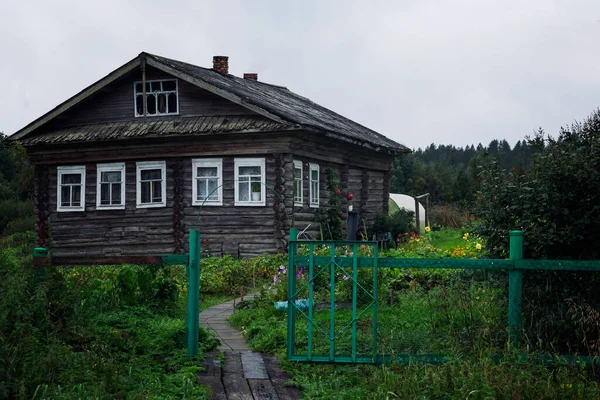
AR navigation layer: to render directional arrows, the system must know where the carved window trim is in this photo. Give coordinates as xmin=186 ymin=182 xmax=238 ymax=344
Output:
xmin=309 ymin=163 xmax=320 ymax=208
xmin=293 ymin=160 xmax=303 ymax=206
xmin=134 ymin=79 xmax=179 ymax=117
xmin=234 ymin=158 xmax=266 ymax=207
xmin=57 ymin=165 xmax=86 ymax=212
xmin=136 ymin=161 xmax=166 ymax=208
xmin=192 ymin=159 xmax=223 ymax=206
xmin=96 ymin=162 xmax=126 ymax=210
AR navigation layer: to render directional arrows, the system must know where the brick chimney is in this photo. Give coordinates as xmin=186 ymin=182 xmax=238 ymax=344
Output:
xmin=243 ymin=73 xmax=258 ymax=81
xmin=213 ymin=56 xmax=229 ymax=74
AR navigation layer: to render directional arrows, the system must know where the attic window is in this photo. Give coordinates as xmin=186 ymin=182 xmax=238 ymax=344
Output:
xmin=134 ymin=79 xmax=179 ymax=117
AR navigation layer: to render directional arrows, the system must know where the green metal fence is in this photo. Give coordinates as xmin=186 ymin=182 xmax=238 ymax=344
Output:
xmin=286 ymin=229 xmax=600 ymax=364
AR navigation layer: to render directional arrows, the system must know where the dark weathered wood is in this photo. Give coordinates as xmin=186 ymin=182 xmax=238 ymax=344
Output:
xmin=51 ymin=256 xmax=164 ymax=266
xmin=171 ymin=158 xmax=186 ymax=253
xmin=222 ymin=352 xmax=254 ymax=400
xmin=34 ymin=165 xmax=49 ymax=247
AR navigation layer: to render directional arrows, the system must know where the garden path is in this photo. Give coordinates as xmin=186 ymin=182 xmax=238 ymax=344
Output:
xmin=199 ymin=294 xmax=301 ymax=399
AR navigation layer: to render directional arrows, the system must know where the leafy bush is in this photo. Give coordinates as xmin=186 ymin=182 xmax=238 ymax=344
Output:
xmin=0 ymin=199 xmax=33 ymax=236
xmin=371 ymin=209 xmax=415 ymax=242
xmin=475 ymin=112 xmax=600 ymax=259
xmin=0 ymin=247 xmax=218 ymax=398
xmin=475 ymin=109 xmax=600 ymax=355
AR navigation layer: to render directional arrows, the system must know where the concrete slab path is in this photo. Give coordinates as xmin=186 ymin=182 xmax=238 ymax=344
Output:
xmin=199 ymin=294 xmax=301 ymax=399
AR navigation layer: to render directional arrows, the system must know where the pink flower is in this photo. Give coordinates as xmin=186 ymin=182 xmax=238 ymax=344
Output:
xmin=347 ymin=193 xmax=354 ymax=201
xmin=343 ymin=275 xmax=349 ymax=281
xmin=335 ymin=188 xmax=341 ymax=195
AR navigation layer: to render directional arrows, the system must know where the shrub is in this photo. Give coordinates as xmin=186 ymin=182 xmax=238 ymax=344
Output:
xmin=371 ymin=210 xmax=415 ymax=241
xmin=475 ymin=109 xmax=600 ymax=355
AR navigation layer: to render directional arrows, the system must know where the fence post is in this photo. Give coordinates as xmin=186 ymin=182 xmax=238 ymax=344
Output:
xmin=187 ymin=230 xmax=201 ymax=356
xmin=508 ymin=230 xmax=523 ymax=347
xmin=286 ymin=227 xmax=298 ymax=360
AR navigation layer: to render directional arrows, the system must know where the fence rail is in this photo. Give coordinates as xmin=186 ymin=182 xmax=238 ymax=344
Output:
xmin=286 ymin=229 xmax=600 ymax=364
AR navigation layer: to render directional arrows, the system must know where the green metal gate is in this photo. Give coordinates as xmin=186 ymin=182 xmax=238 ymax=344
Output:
xmin=286 ymin=228 xmax=380 ymax=363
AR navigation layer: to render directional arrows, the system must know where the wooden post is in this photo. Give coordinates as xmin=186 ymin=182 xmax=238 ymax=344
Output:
xmin=286 ymin=227 xmax=298 ymax=360
xmin=187 ymin=230 xmax=201 ymax=356
xmin=414 ymin=197 xmax=420 ymax=235
xmin=508 ymin=230 xmax=523 ymax=347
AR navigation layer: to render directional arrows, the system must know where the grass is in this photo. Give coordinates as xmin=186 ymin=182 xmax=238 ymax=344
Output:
xmin=228 ymin=230 xmax=600 ymax=399
xmin=429 ymin=227 xmax=464 ymax=251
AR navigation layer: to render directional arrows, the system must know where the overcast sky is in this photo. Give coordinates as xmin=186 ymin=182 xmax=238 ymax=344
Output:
xmin=2 ymin=0 xmax=600 ymax=150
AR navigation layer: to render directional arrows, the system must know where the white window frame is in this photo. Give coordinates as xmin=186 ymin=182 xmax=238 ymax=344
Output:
xmin=234 ymin=158 xmax=266 ymax=207
xmin=192 ymin=159 xmax=222 ymax=206
xmin=96 ymin=163 xmax=126 ymax=210
xmin=309 ymin=163 xmax=320 ymax=208
xmin=293 ymin=160 xmax=303 ymax=206
xmin=57 ymin=166 xmax=86 ymax=212
xmin=134 ymin=79 xmax=179 ymax=117
xmin=136 ymin=161 xmax=167 ymax=208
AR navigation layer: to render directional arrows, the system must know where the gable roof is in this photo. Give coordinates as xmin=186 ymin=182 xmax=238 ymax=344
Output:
xmin=12 ymin=52 xmax=409 ymax=154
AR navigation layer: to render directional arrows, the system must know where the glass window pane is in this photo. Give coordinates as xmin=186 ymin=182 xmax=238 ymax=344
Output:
xmin=157 ymin=93 xmax=167 ymax=113
xmin=311 ymin=170 xmax=319 ymax=180
xmin=62 ymin=173 xmax=81 ymax=184
xmin=198 ymin=180 xmax=207 ymax=200
xmin=61 ymin=186 xmax=71 ymax=207
xmin=112 ymin=183 xmax=121 ymax=204
xmin=163 ymin=80 xmax=176 ymax=91
xmin=239 ymin=176 xmax=249 ymax=182
xmin=151 ymin=81 xmax=161 ymax=92
xmin=72 ymin=186 xmax=81 ymax=206
xmin=135 ymin=83 xmax=142 ymax=93
xmin=100 ymin=183 xmax=110 ymax=204
xmin=239 ymin=166 xmax=261 ymax=176
xmin=152 ymin=181 xmax=162 ymax=202
xmin=102 ymin=171 xmax=121 ymax=183
xmin=294 ymin=167 xmax=302 ymax=179
xmin=197 ymin=167 xmax=217 ymax=177
xmin=141 ymin=169 xmax=161 ymax=180
xmin=239 ymin=182 xmax=249 ymax=201
xmin=136 ymin=95 xmax=143 ymax=115
xmin=167 ymin=93 xmax=177 ymax=113
xmin=207 ymin=178 xmax=218 ymax=200
xmin=147 ymin=94 xmax=156 ymax=114
xmin=141 ymin=181 xmax=150 ymax=203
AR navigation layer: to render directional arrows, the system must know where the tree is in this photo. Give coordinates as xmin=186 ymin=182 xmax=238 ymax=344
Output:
xmin=475 ymin=110 xmax=600 ymax=259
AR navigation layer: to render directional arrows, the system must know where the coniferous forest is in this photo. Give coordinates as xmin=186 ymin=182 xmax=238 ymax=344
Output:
xmin=390 ymin=137 xmax=537 ymax=206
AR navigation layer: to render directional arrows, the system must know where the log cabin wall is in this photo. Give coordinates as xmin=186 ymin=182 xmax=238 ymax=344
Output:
xmin=181 ymin=154 xmax=284 ymax=258
xmin=289 ymin=133 xmax=394 ymax=239
xmin=29 ymin=130 xmax=393 ymax=260
xmin=33 ymin=132 xmax=295 ymax=260
xmin=47 ymin=159 xmax=176 ymax=259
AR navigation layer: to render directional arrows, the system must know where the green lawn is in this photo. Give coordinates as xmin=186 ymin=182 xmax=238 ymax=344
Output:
xmin=429 ymin=228 xmax=464 ymax=251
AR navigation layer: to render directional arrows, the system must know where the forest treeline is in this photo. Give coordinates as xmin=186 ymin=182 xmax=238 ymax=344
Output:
xmin=0 ymin=132 xmax=34 ymax=237
xmin=390 ymin=137 xmax=539 ymax=205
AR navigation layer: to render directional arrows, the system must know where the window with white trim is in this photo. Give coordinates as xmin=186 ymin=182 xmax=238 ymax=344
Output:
xmin=309 ymin=163 xmax=320 ymax=208
xmin=234 ymin=158 xmax=265 ymax=206
xmin=136 ymin=161 xmax=166 ymax=208
xmin=96 ymin=163 xmax=125 ymax=210
xmin=134 ymin=79 xmax=178 ymax=117
xmin=192 ymin=159 xmax=222 ymax=206
xmin=57 ymin=166 xmax=86 ymax=212
xmin=293 ymin=160 xmax=303 ymax=206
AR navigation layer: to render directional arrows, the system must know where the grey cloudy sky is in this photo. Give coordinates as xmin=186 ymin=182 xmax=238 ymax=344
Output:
xmin=2 ymin=0 xmax=600 ymax=150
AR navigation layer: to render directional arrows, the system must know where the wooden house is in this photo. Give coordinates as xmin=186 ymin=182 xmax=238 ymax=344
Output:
xmin=11 ymin=52 xmax=408 ymax=264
